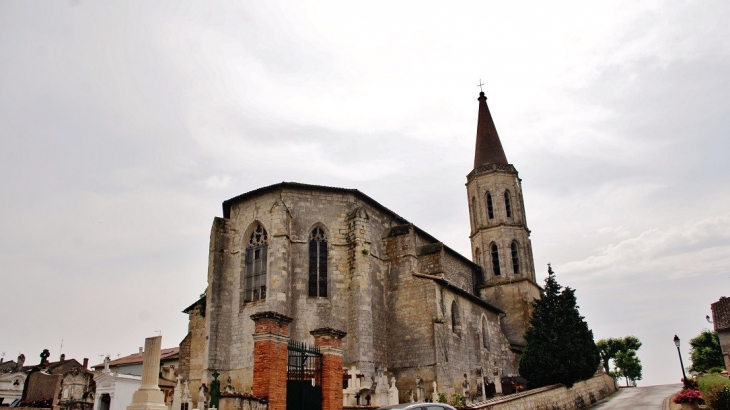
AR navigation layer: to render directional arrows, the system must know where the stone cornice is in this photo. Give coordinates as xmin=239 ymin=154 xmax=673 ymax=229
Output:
xmin=310 ymin=327 xmax=347 ymax=339
xmin=317 ymin=346 xmax=343 ymax=357
xmin=466 ymin=163 xmax=518 ymax=183
xmin=251 ymin=333 xmax=289 ymax=344
xmin=250 ymin=311 xmax=293 ymax=324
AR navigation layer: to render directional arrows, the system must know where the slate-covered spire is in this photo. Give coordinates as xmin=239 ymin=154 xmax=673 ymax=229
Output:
xmin=474 ymin=91 xmax=508 ymax=168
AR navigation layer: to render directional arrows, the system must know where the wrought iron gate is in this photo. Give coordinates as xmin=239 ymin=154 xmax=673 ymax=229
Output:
xmin=286 ymin=340 xmax=322 ymax=410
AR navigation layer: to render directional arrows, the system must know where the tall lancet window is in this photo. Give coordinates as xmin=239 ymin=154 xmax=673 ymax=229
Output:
xmin=451 ymin=301 xmax=461 ymax=336
xmin=504 ymin=191 xmax=512 ymax=218
xmin=511 ymin=242 xmax=520 ymax=275
xmin=244 ymin=224 xmax=268 ymax=302
xmin=486 ymin=193 xmax=494 ymax=219
xmin=308 ymin=227 xmax=328 ymax=297
xmin=491 ymin=243 xmax=501 ymax=276
xmin=481 ymin=316 xmax=490 ymax=350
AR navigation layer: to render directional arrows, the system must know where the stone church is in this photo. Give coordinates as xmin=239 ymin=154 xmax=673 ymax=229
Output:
xmin=178 ymin=91 xmax=542 ymax=404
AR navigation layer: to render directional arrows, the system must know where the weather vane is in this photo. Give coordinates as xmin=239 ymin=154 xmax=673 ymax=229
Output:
xmin=477 ymin=79 xmax=484 ymax=92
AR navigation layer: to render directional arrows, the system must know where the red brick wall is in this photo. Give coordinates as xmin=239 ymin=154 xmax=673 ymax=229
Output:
xmin=312 ymin=328 xmax=347 ymax=410
xmin=251 ymin=312 xmax=292 ymax=410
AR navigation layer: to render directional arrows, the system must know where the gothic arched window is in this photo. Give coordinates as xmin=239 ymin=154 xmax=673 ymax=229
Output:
xmin=451 ymin=301 xmax=461 ymax=335
xmin=486 ymin=193 xmax=494 ymax=219
xmin=471 ymin=197 xmax=478 ymax=226
xmin=491 ymin=243 xmax=501 ymax=276
xmin=244 ymin=224 xmax=268 ymax=302
xmin=308 ymin=227 xmax=328 ymax=297
xmin=504 ymin=191 xmax=512 ymax=218
xmin=481 ymin=316 xmax=490 ymax=350
xmin=511 ymin=242 xmax=520 ymax=275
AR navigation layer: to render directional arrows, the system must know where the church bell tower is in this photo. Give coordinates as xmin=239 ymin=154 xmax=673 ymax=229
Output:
xmin=467 ymin=90 xmax=541 ymax=348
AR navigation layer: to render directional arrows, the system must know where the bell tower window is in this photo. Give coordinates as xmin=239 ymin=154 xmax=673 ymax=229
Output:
xmin=491 ymin=243 xmax=501 ymax=276
xmin=486 ymin=193 xmax=494 ymax=219
xmin=308 ymin=227 xmax=328 ymax=297
xmin=244 ymin=224 xmax=268 ymax=302
xmin=511 ymin=242 xmax=520 ymax=275
xmin=504 ymin=191 xmax=512 ymax=218
xmin=471 ymin=197 xmax=478 ymax=227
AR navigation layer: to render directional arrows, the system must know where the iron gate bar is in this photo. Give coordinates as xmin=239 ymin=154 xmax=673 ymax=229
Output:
xmin=287 ymin=340 xmax=322 ymax=410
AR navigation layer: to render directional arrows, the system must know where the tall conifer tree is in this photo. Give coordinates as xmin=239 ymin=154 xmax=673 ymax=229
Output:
xmin=519 ymin=265 xmax=600 ymax=388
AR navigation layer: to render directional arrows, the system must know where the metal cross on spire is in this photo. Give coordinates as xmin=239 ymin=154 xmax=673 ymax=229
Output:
xmin=477 ymin=79 xmax=484 ymax=92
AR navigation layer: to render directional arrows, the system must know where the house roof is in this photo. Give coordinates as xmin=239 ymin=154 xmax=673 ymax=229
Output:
xmin=92 ymin=347 xmax=179 ymax=370
xmin=0 ymin=361 xmax=17 ymax=372
xmin=20 ymin=359 xmax=92 ymax=375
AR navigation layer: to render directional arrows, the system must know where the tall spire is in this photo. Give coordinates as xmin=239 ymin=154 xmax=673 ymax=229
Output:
xmin=474 ymin=91 xmax=508 ymax=168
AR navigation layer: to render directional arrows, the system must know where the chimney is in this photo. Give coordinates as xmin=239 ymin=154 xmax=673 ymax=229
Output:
xmin=83 ymin=358 xmax=88 ymax=369
xmin=139 ymin=347 xmax=143 ymax=353
xmin=60 ymin=354 xmax=65 ymax=361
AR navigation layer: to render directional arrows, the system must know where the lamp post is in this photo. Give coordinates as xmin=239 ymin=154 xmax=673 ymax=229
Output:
xmin=674 ymin=335 xmax=689 ymax=387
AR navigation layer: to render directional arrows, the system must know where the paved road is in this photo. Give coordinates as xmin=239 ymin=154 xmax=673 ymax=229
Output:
xmin=591 ymin=384 xmax=682 ymax=409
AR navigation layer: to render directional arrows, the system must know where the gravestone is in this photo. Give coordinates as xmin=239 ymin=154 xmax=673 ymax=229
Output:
xmin=415 ymin=372 xmax=425 ymax=402
xmin=373 ymin=367 xmax=389 ymax=406
xmin=388 ymin=377 xmax=399 ymax=405
xmin=171 ymin=376 xmax=182 ymax=410
xmin=197 ymin=384 xmax=207 ymax=410
xmin=181 ymin=380 xmax=191 ymax=410
xmin=126 ymin=336 xmax=168 ymax=410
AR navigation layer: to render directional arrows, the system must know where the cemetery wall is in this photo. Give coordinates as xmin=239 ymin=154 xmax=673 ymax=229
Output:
xmin=469 ymin=373 xmax=617 ymax=410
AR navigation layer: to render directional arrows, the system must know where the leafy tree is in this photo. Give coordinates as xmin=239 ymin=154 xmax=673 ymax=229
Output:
xmin=614 ymin=349 xmax=642 ymax=386
xmin=596 ymin=336 xmax=641 ymax=374
xmin=519 ymin=265 xmax=600 ymax=388
xmin=690 ymin=330 xmax=725 ymax=373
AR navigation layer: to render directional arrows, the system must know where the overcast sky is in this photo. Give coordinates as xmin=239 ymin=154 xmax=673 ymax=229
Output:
xmin=2 ymin=1 xmax=729 ymax=387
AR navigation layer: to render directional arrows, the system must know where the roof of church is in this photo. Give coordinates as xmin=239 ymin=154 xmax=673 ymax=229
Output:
xmin=412 ymin=272 xmax=504 ymax=314
xmin=473 ymin=91 xmax=509 ymax=168
xmin=221 ymin=182 xmax=479 ymax=270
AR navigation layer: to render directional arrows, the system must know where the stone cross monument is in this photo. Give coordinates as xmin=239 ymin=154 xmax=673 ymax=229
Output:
xmin=126 ymin=336 xmax=168 ymax=410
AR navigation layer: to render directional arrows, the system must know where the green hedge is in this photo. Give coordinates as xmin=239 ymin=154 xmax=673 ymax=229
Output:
xmin=698 ymin=374 xmax=730 ymax=409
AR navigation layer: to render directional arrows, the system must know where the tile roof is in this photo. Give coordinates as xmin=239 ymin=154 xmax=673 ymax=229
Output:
xmin=92 ymin=347 xmax=179 ymax=369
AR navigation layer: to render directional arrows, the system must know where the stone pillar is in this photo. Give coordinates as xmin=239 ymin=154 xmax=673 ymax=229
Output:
xmin=311 ymin=328 xmax=347 ymax=410
xmin=251 ymin=311 xmax=292 ymax=410
xmin=127 ymin=336 xmax=167 ymax=410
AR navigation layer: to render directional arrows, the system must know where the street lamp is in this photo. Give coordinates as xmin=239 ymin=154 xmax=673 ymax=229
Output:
xmin=674 ymin=335 xmax=689 ymax=387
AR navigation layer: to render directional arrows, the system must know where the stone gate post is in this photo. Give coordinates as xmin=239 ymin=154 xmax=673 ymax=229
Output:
xmin=311 ymin=328 xmax=347 ymax=410
xmin=250 ymin=311 xmax=293 ymax=410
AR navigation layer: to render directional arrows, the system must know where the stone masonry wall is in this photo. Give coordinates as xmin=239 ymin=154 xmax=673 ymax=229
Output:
xmin=180 ymin=305 xmax=206 ymax=408
xmin=436 ymin=288 xmax=516 ymax=396
xmin=480 ymin=280 xmax=541 ymax=348
xmin=205 ymin=187 xmax=395 ymax=391
xmin=468 ymin=373 xmax=617 ymax=410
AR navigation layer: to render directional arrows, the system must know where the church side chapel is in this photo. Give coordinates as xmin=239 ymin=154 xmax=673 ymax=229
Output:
xmin=178 ymin=90 xmax=542 ymax=407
